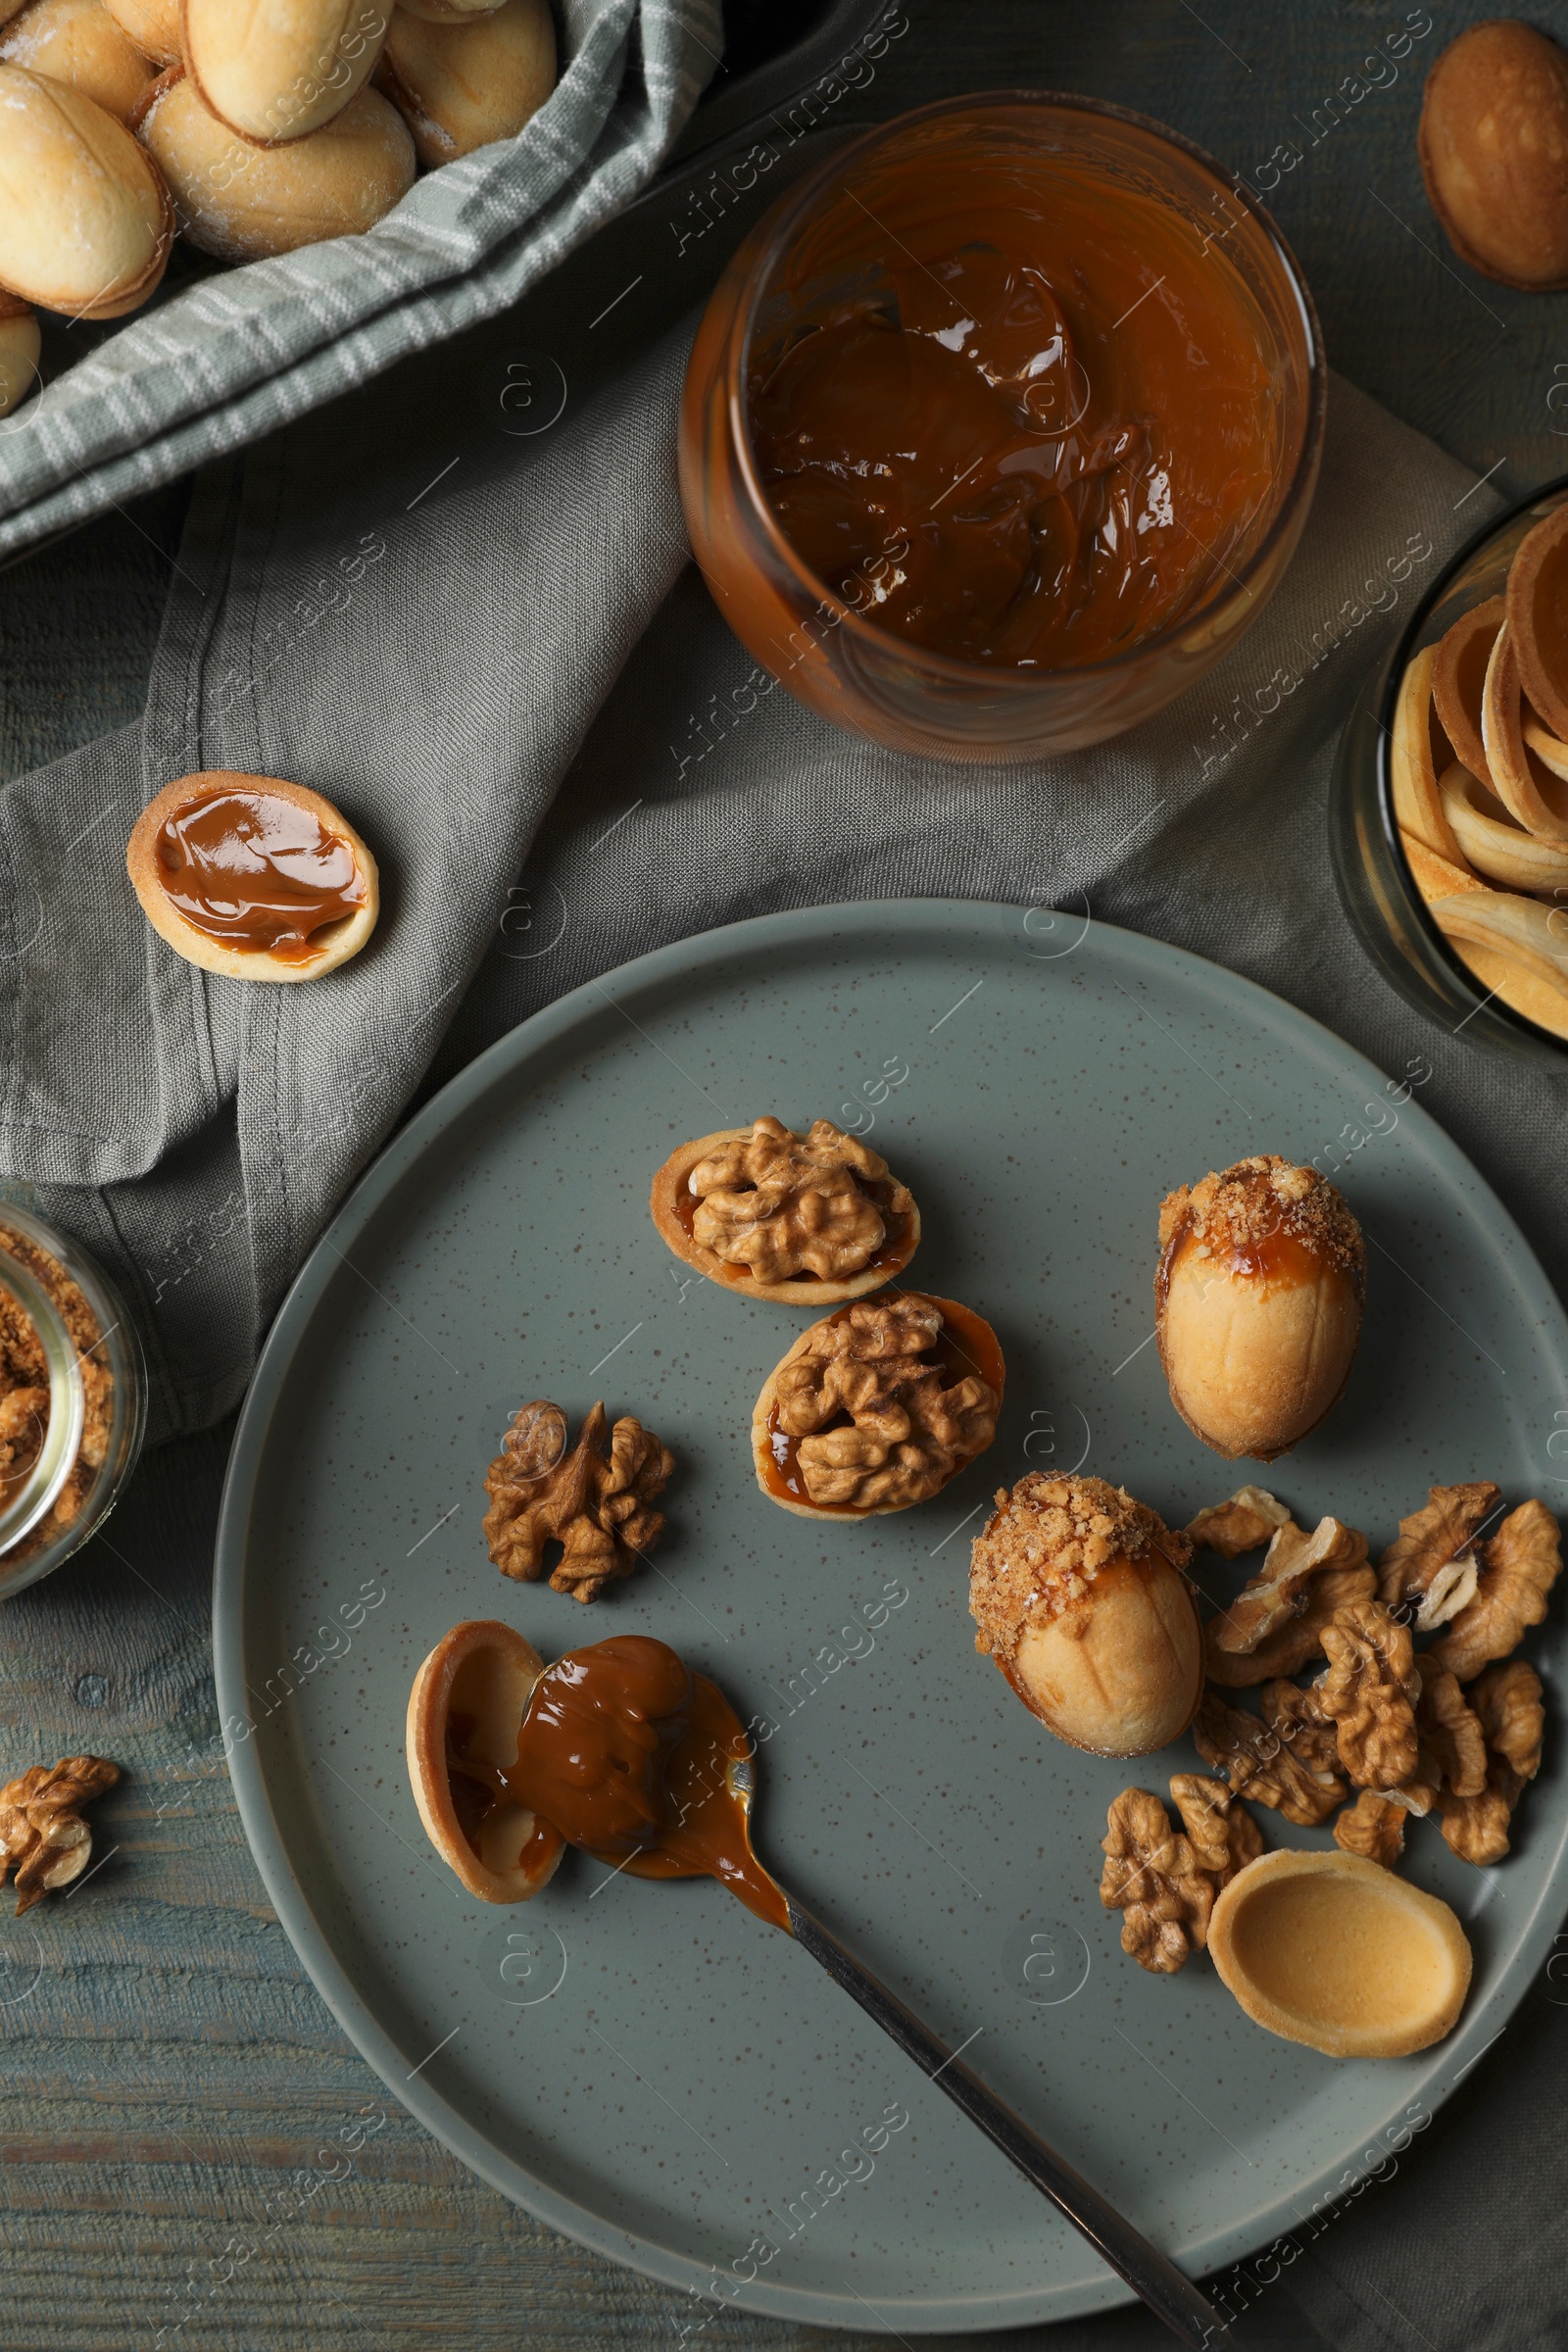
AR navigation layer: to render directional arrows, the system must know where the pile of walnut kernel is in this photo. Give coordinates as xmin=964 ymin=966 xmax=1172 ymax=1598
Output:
xmin=1102 ymin=1480 xmax=1559 ymax=1975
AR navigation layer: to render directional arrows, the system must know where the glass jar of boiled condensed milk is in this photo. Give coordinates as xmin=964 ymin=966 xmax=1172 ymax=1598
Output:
xmin=680 ymin=93 xmax=1326 ymax=762
xmin=0 ymin=1201 xmax=146 ymax=1600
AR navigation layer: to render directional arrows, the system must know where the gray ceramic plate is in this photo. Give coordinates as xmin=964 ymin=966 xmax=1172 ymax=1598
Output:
xmin=214 ymin=900 xmax=1568 ymax=2333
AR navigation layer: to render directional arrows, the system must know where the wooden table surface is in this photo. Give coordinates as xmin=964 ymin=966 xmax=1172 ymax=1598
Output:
xmin=4 ymin=5 xmax=1568 ymax=2347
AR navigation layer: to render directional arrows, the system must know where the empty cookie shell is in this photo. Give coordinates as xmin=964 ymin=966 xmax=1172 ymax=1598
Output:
xmin=1430 ymin=887 xmax=1568 ymax=1036
xmin=1208 ymin=1848 xmax=1472 ymax=2057
xmin=126 ymin=769 xmax=379 ymax=980
xmin=1442 ymin=762 xmax=1568 ymax=896
xmin=1391 ymin=643 xmax=1465 ymax=867
xmin=1507 ymin=504 xmax=1568 ymax=744
xmin=406 ymin=1619 xmax=564 ymax=1903
xmin=1430 ymin=596 xmax=1501 ymax=790
xmin=1481 ymin=621 xmax=1568 ymax=842
xmin=1156 ymin=1156 xmax=1365 ymax=1462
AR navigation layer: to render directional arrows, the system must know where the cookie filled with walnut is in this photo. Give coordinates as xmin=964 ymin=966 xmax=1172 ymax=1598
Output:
xmin=971 ymin=1474 xmax=1201 ymax=1755
xmin=1155 ymin=1155 xmax=1365 ymax=1460
xmin=754 ymin=1292 xmax=1002 ymax=1521
xmin=651 ymin=1115 xmax=919 ymax=1302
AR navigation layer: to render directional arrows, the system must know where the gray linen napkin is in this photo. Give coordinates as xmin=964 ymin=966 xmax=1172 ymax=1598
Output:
xmin=0 ymin=0 xmax=720 ymax=563
xmin=2 ymin=135 xmax=1566 ymax=2352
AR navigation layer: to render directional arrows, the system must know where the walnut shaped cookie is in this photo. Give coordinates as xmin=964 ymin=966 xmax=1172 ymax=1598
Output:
xmin=651 ymin=1116 xmax=920 ymax=1303
xmin=1155 ymin=1156 xmax=1365 ymax=1460
xmin=971 ymin=1475 xmax=1202 ymax=1756
xmin=753 ymin=1292 xmax=1002 ymax=1521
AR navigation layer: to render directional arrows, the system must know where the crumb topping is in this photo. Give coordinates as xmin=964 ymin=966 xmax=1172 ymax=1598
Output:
xmin=0 ymin=1224 xmax=112 ymax=1559
xmin=968 ymin=1473 xmax=1191 ymax=1662
xmin=1157 ymin=1154 xmax=1363 ymax=1275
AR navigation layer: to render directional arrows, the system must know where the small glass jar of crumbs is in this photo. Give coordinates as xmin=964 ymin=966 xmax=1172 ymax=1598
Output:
xmin=0 ymin=1200 xmax=146 ymax=1601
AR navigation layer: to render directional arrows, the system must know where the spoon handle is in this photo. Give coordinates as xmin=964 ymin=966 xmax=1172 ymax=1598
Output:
xmin=785 ymin=1895 xmax=1231 ymax=2351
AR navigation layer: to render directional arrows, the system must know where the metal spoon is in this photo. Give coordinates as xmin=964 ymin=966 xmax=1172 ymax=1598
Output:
xmin=723 ymin=1751 xmax=1232 ymax=2352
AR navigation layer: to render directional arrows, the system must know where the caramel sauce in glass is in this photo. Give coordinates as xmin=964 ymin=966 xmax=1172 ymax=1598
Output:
xmin=747 ymin=155 xmax=1279 ymax=670
xmin=760 ymin=1293 xmax=1004 ymax=1513
xmin=447 ymin=1635 xmax=789 ymax=1933
xmin=154 ymin=784 xmax=366 ymax=963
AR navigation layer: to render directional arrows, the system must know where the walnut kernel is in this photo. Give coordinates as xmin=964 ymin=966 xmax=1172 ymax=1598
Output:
xmin=1099 ymin=1788 xmax=1215 ymax=1975
xmin=1204 ymin=1513 xmax=1371 ymax=1685
xmin=1376 ymin=1481 xmax=1499 ymax=1632
xmin=1429 ymin=1499 xmax=1561 ymax=1682
xmin=1314 ymin=1599 xmax=1420 ymax=1789
xmin=1439 ymin=1659 xmax=1544 ymax=1865
xmin=1334 ymin=1789 xmax=1407 ymax=1869
xmin=0 ymin=1754 xmax=120 ymax=1913
xmin=1193 ymin=1689 xmax=1347 ymax=1827
xmin=1185 ymin=1486 xmax=1292 ymax=1557
xmin=482 ymin=1398 xmax=673 ymax=1603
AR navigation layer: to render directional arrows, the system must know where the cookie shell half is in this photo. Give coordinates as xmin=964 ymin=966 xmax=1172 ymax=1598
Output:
xmin=405 ymin=1618 xmax=564 ymax=1904
xmin=1208 ymin=1847 xmax=1472 ymax=2058
xmin=650 ymin=1123 xmax=920 ymax=1304
xmin=126 ymin=769 xmax=379 ymax=980
xmin=752 ymin=1292 xmax=1004 ymax=1522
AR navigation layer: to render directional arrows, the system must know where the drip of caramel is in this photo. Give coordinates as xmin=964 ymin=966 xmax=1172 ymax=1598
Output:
xmin=1166 ymin=1226 xmax=1328 ymax=1292
xmin=454 ymin=1635 xmax=790 ymax=1934
xmin=154 ymin=785 xmax=365 ymax=963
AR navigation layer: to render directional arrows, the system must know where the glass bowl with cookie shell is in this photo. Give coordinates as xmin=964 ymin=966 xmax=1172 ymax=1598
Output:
xmin=1331 ymin=476 xmax=1568 ymax=1063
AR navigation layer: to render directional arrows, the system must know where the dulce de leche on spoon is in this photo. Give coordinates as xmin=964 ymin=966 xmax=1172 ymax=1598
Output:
xmin=407 ymin=1625 xmax=1232 ymax=2350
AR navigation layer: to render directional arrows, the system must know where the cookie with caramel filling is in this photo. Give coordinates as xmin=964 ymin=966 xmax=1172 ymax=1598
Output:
xmin=652 ymin=1115 xmax=919 ymax=1302
xmin=753 ymin=1290 xmax=1001 ymax=1520
xmin=1155 ymin=1156 xmax=1364 ymax=1461
xmin=127 ymin=770 xmax=378 ymax=980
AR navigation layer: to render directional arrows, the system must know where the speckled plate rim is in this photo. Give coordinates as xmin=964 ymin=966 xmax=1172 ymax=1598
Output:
xmin=213 ymin=897 xmax=1568 ymax=2333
